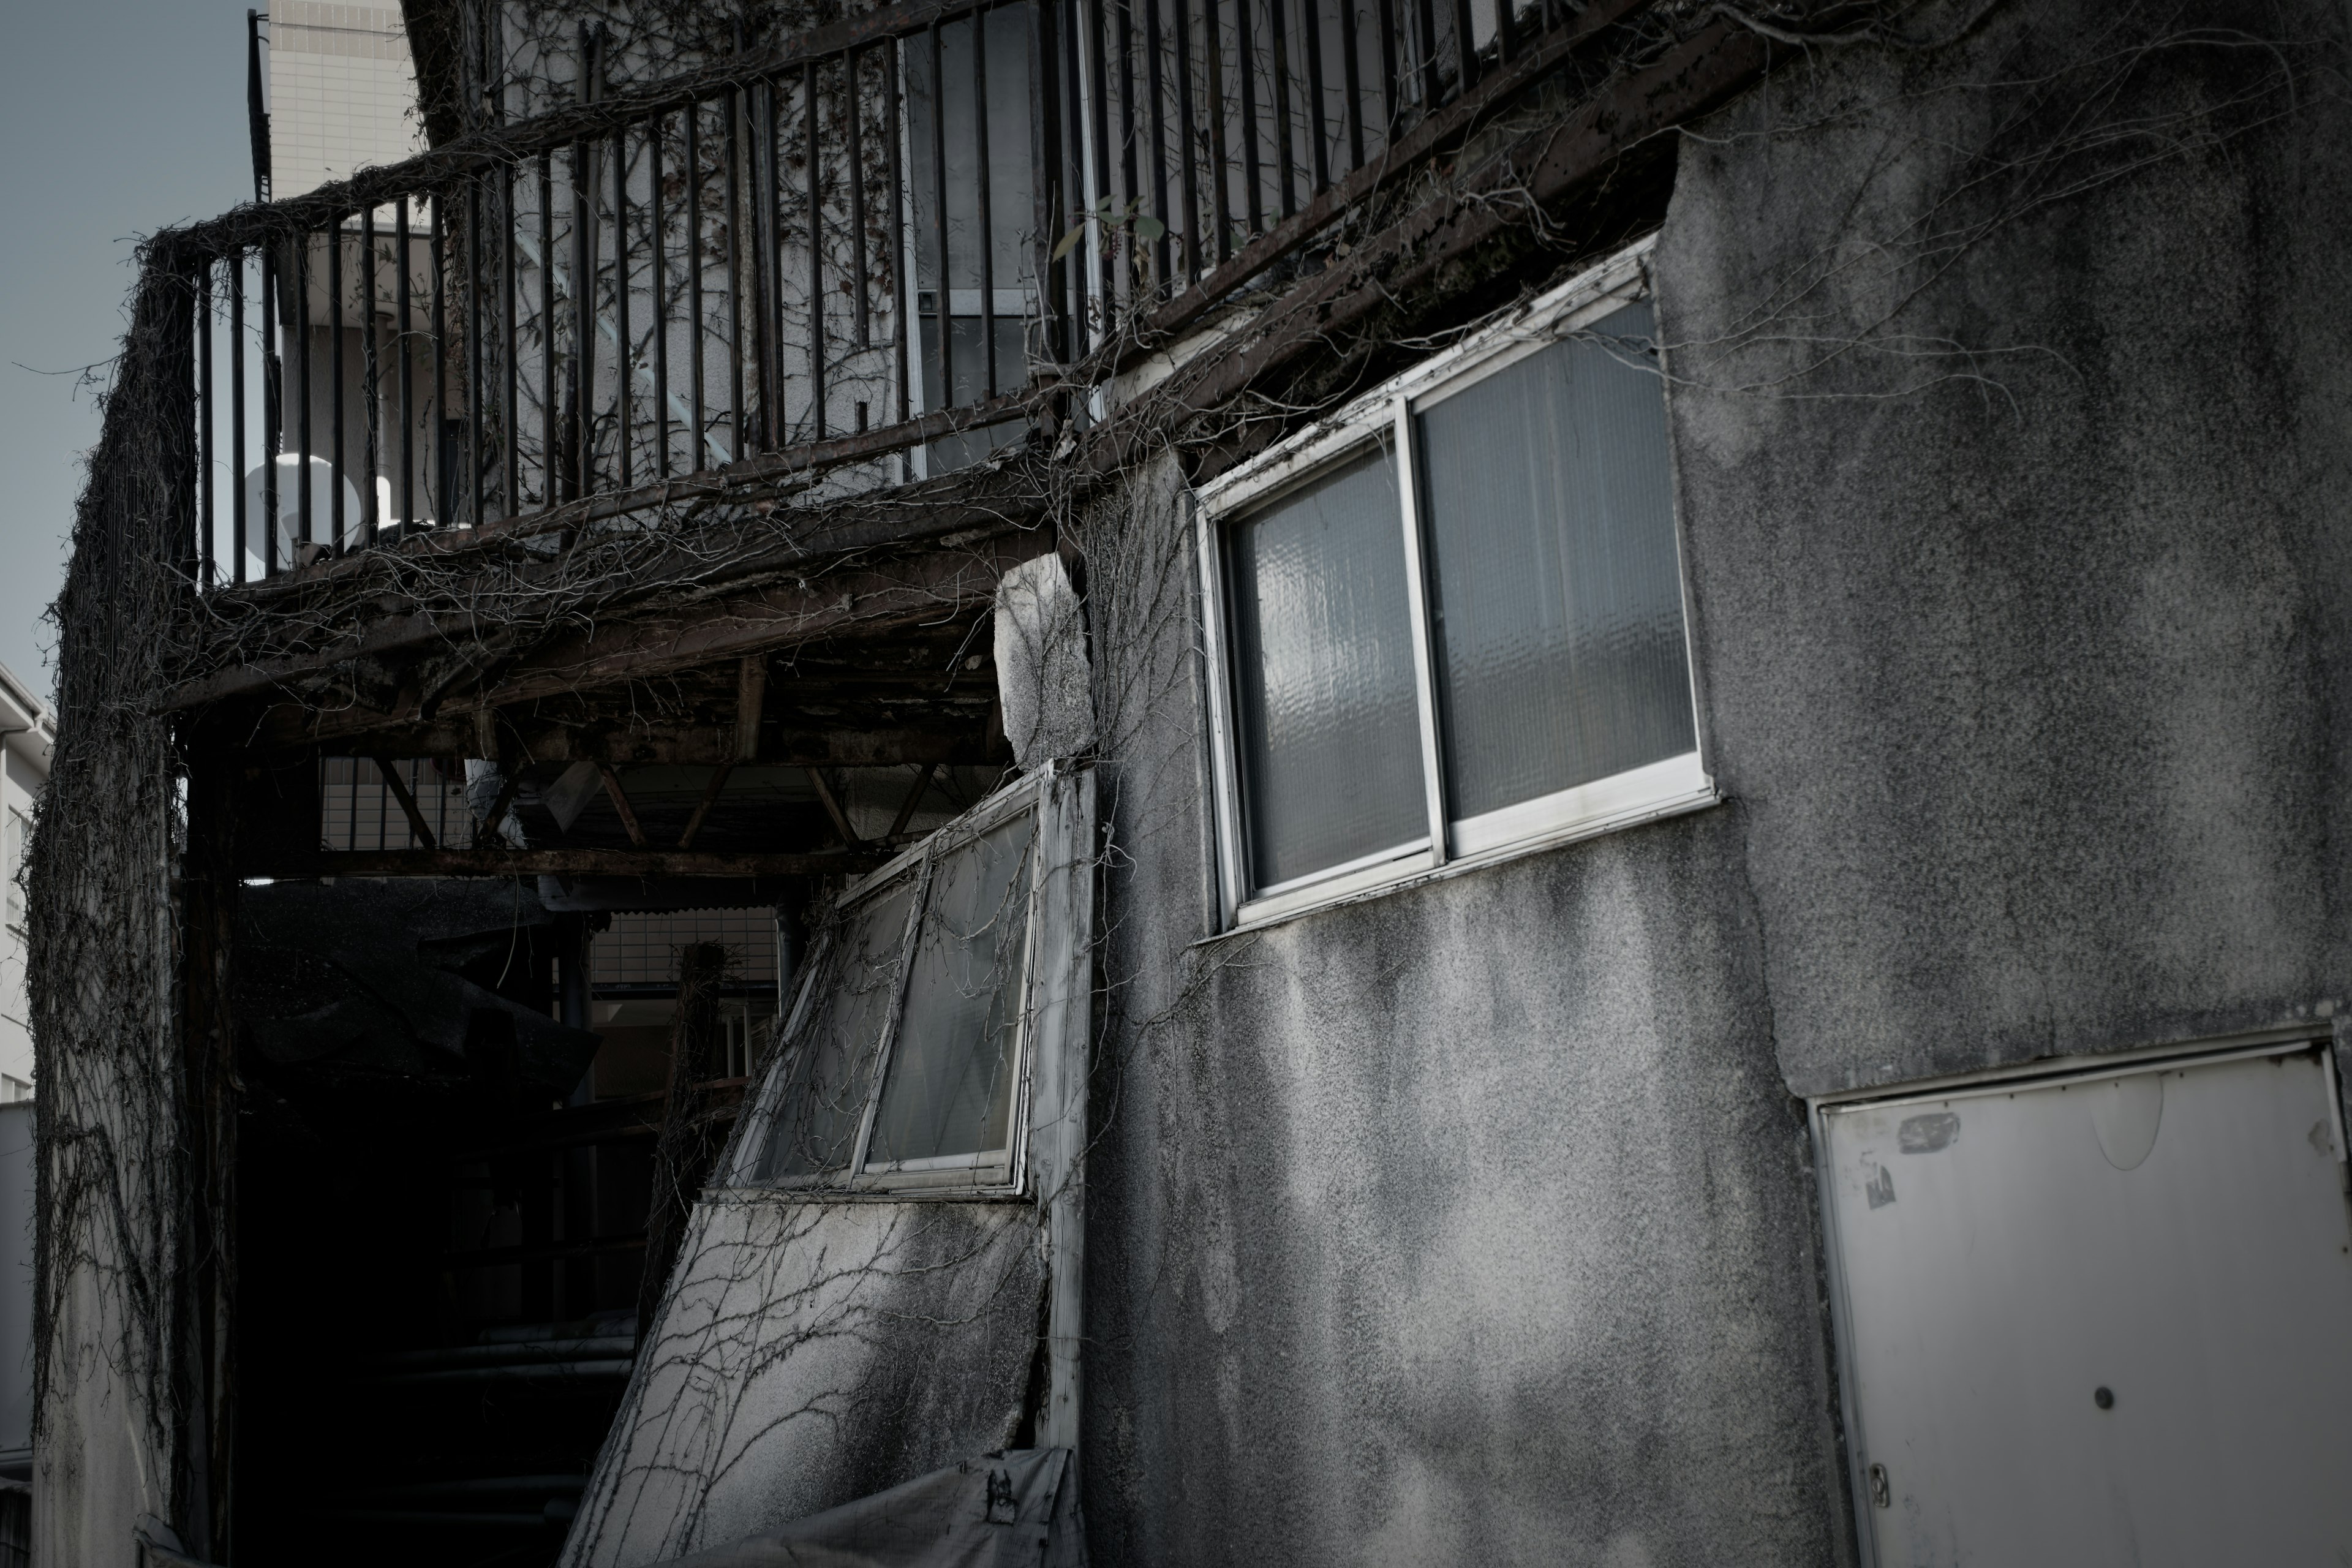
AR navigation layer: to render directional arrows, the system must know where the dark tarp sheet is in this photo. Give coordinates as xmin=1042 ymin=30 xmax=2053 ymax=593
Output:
xmin=654 ymin=1450 xmax=1083 ymax=1568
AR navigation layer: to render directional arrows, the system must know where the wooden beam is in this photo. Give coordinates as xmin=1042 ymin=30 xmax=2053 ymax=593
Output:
xmin=806 ymin=767 xmax=861 ymax=847
xmin=888 ymin=761 xmax=937 ymax=839
xmin=677 ymin=762 xmax=736 ymax=850
xmin=596 ymin=762 xmax=650 ymax=848
xmin=734 ymin=656 xmax=767 ymax=762
xmin=372 ymin=757 xmax=438 ymax=850
xmin=251 ymin=848 xmax=888 ymax=878
xmin=260 ymin=716 xmax=995 ymax=768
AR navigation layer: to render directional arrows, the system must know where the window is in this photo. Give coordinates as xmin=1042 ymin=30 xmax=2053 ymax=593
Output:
xmin=0 ymin=1076 xmax=28 ymax=1104
xmin=734 ymin=766 xmax=1092 ymax=1196
xmin=1196 ymin=239 xmax=1713 ymax=927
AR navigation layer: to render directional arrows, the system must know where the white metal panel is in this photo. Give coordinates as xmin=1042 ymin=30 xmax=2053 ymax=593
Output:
xmin=1820 ymin=1044 xmax=2352 ymax=1567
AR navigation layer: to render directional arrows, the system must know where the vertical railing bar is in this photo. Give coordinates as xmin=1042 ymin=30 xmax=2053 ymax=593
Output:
xmin=614 ymin=122 xmax=634 ymax=488
xmin=1031 ymin=0 xmax=1071 ymax=373
xmin=974 ymin=6 xmax=998 ymax=399
xmin=1268 ymin=0 xmax=1298 ymax=219
xmin=651 ymin=110 xmax=671 ymax=480
xmin=884 ymin=45 xmax=910 ymax=426
xmin=1376 ymin=0 xmax=1400 ymax=136
xmin=397 ymin=202 xmax=414 ymax=538
xmin=928 ymin=17 xmax=954 ymax=407
xmin=806 ymin=58 xmax=826 ymax=440
xmin=199 ymin=262 xmax=214 ymax=583
xmin=1416 ymin=0 xmax=1442 ymax=116
xmin=329 ymin=221 xmax=346 ymax=553
xmin=1339 ymin=0 xmax=1366 ymax=169
xmin=1202 ymin=0 xmax=1231 ymax=267
xmin=573 ymin=126 xmax=595 ymax=498
xmin=361 ymin=204 xmax=380 ymax=540
xmin=1450 ymin=0 xmax=1479 ymax=93
xmin=539 ymin=154 xmax=556 ymax=505
xmin=432 ymin=198 xmax=450 ymax=525
xmin=1236 ymin=0 xmax=1263 ymax=236
xmin=1144 ymin=0 xmax=1173 ymax=290
xmin=687 ymin=103 xmax=709 ymax=468
xmin=467 ymin=177 xmax=486 ymax=528
xmin=298 ymin=229 xmax=314 ymax=550
xmin=232 ymin=252 xmax=247 ymax=584
xmin=1493 ymin=0 xmax=1518 ymax=66
xmin=848 ymin=48 xmax=872 ymax=350
xmin=1061 ymin=0 xmax=1088 ymax=356
xmin=263 ymin=238 xmax=279 ymax=575
xmin=1116 ymin=0 xmax=1139 ymax=307
xmin=756 ymin=76 xmax=781 ymax=451
xmin=502 ymin=163 xmax=519 ymax=518
xmin=725 ymin=82 xmax=747 ymax=463
xmin=1172 ymin=0 xmax=1201 ymax=284
xmin=1300 ymin=0 xmax=1330 ymax=192
xmin=1087 ymin=0 xmax=1117 ymax=313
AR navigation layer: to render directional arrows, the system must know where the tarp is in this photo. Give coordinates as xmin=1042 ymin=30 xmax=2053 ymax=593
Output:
xmin=652 ymin=1449 xmax=1084 ymax=1568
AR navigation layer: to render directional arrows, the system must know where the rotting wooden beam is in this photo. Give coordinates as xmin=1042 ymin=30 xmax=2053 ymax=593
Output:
xmin=249 ymin=848 xmax=889 ymax=878
xmin=676 ymin=762 xmax=736 ymax=850
xmin=372 ymin=756 xmax=439 ymax=849
xmin=258 ymin=716 xmax=997 ymax=768
xmin=596 ymin=763 xmax=650 ymax=848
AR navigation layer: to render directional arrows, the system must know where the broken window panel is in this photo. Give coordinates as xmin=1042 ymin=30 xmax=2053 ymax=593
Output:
xmin=1416 ymin=300 xmax=1696 ymax=821
xmin=1224 ymin=441 xmax=1428 ymax=891
xmin=754 ymin=875 xmax=918 ymax=1183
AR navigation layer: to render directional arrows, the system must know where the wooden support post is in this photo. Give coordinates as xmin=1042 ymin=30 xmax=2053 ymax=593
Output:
xmin=372 ymin=756 xmax=439 ymax=848
xmin=734 ymin=654 xmax=767 ymax=763
xmin=597 ymin=761 xmax=650 ymax=847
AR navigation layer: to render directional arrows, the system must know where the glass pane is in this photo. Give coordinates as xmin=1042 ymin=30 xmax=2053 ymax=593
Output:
xmin=753 ymin=877 xmax=918 ymax=1182
xmin=1416 ymin=300 xmax=1695 ymax=821
xmin=866 ymin=810 xmax=1038 ymax=1166
xmin=902 ymin=10 xmax=1038 ymax=294
xmin=1226 ymin=443 xmax=1426 ymax=891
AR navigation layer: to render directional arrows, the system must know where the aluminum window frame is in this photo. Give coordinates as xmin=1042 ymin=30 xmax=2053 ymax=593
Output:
xmin=730 ymin=767 xmax=1050 ymax=1199
xmin=1194 ymin=235 xmax=1715 ymax=932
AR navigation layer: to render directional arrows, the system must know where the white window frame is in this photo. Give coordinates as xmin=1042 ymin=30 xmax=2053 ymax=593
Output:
xmin=1193 ymin=236 xmax=1716 ymax=932
xmin=726 ymin=763 xmax=1093 ymax=1200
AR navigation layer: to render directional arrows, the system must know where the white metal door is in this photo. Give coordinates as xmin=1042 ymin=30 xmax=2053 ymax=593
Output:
xmin=1820 ymin=1042 xmax=2352 ymax=1567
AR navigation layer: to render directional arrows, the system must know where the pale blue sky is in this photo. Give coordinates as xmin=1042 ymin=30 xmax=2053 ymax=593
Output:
xmin=0 ymin=1 xmax=262 ymax=700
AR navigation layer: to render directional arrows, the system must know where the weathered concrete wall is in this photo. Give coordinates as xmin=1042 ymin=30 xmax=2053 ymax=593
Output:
xmin=1076 ymin=2 xmax=2352 ymax=1562
xmin=1659 ymin=0 xmax=2352 ymax=1097
xmin=564 ymin=1197 xmax=1044 ymax=1567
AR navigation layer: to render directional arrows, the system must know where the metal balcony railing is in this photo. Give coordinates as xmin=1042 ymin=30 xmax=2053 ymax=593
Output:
xmin=175 ymin=0 xmax=1627 ymax=586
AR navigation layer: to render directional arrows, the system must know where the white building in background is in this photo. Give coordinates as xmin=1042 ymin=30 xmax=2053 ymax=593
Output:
xmin=0 ymin=667 xmax=52 ymax=1106
xmin=263 ymin=1 xmax=426 ymax=200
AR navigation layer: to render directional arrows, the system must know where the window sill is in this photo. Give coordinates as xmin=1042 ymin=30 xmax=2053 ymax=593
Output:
xmin=1203 ymin=758 xmax=1720 ymax=943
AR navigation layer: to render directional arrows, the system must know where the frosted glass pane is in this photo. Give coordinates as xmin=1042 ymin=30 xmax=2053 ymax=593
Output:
xmin=867 ymin=811 xmax=1036 ymax=1166
xmin=1226 ymin=445 xmax=1427 ymax=890
xmin=1416 ymin=300 xmax=1695 ymax=820
xmin=755 ymin=878 xmax=916 ymax=1182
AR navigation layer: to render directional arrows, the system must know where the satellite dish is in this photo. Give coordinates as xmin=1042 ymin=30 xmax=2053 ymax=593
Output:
xmin=240 ymin=455 xmax=390 ymax=573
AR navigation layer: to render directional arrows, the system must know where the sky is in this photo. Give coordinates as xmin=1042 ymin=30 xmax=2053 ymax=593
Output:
xmin=0 ymin=1 xmax=262 ymax=703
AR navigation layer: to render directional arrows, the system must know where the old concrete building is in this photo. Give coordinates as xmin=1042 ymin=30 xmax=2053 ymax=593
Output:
xmin=29 ymin=0 xmax=2352 ymax=1565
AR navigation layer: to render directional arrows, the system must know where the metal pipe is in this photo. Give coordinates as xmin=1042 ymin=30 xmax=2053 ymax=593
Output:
xmin=973 ymin=7 xmax=997 ymax=397
xmin=806 ymin=59 xmax=826 ymax=438
xmin=198 ymin=263 xmax=214 ymax=582
xmin=650 ymin=111 xmax=669 ymax=478
xmin=232 ymin=252 xmax=247 ymax=583
xmin=329 ymin=219 xmax=345 ymax=551
xmin=361 ymin=203 xmax=380 ymax=538
xmin=263 ymin=236 xmax=279 ymax=573
xmin=614 ymin=121 xmax=633 ymax=487
xmin=397 ymin=200 xmax=413 ymax=535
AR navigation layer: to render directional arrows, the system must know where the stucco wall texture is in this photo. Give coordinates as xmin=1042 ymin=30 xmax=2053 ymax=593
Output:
xmin=1077 ymin=2 xmax=2352 ymax=1563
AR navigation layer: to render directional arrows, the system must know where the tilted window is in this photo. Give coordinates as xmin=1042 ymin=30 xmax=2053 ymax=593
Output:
xmin=1197 ymin=239 xmax=1713 ymax=929
xmin=736 ymin=767 xmax=1091 ymax=1196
